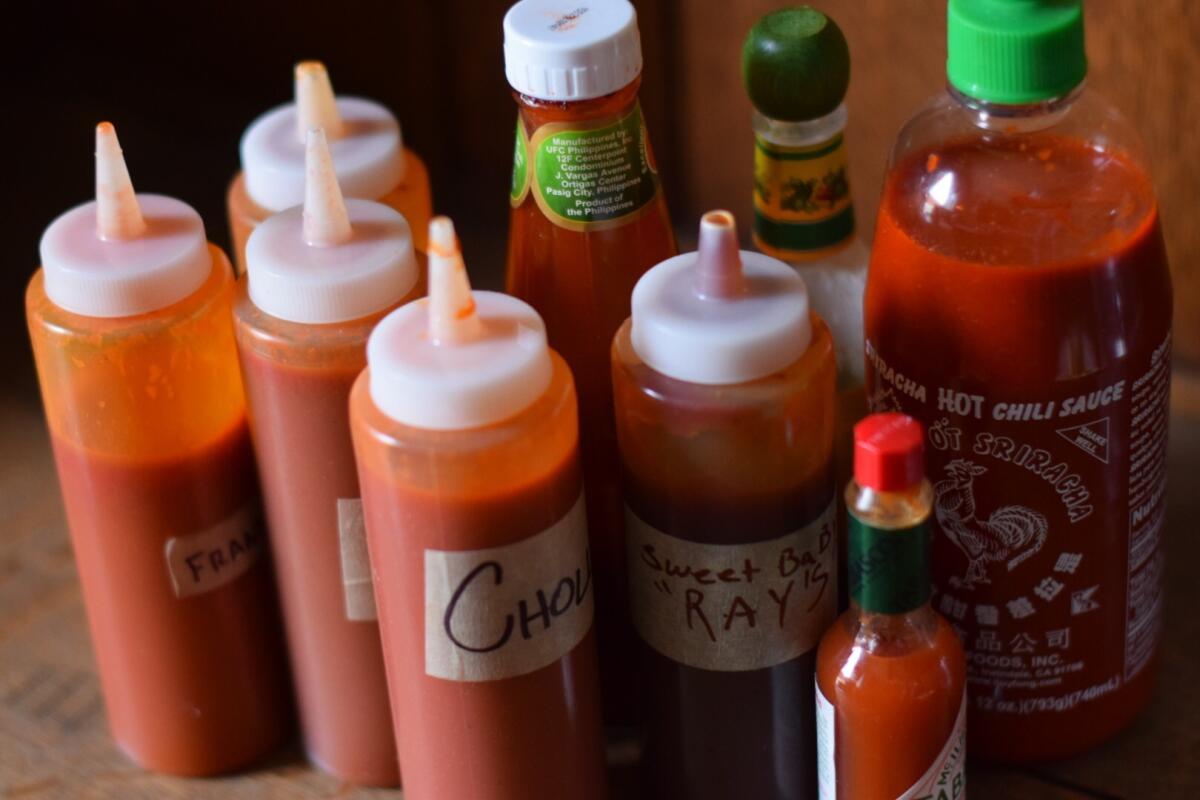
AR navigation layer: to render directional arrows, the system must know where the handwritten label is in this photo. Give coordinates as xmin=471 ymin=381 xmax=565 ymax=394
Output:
xmin=424 ymin=494 xmax=593 ymax=682
xmin=164 ymin=506 xmax=264 ymax=598
xmin=626 ymin=500 xmax=837 ymax=672
xmin=338 ymin=498 xmax=376 ymax=622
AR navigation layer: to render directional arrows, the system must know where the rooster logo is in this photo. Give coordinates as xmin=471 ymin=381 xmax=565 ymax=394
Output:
xmin=934 ymin=459 xmax=1049 ymax=588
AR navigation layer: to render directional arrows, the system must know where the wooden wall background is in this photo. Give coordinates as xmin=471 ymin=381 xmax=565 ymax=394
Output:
xmin=5 ymin=0 xmax=1197 ymax=398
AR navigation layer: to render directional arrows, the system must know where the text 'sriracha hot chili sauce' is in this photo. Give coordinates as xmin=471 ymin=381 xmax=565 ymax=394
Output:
xmin=349 ymin=218 xmax=607 ymax=800
xmin=503 ymin=0 xmax=678 ymax=724
xmin=613 ymin=211 xmax=837 ymax=799
xmin=864 ymin=0 xmax=1172 ymax=761
xmin=26 ymin=124 xmax=292 ymax=775
xmin=817 ymin=414 xmax=967 ymax=799
xmin=228 ymin=61 xmax=433 ymax=274
xmin=742 ymin=8 xmax=869 ymax=550
xmin=233 ymin=129 xmax=423 ymax=785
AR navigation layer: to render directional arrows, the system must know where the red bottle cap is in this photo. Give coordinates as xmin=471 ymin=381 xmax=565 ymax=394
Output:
xmin=853 ymin=413 xmax=925 ymax=491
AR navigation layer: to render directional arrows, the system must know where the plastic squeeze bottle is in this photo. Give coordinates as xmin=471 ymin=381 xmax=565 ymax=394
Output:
xmin=232 ymin=128 xmax=423 ymax=785
xmin=864 ymin=0 xmax=1172 ymax=761
xmin=816 ymin=413 xmax=967 ymax=800
xmin=613 ymin=211 xmax=838 ymax=800
xmin=228 ymin=61 xmax=432 ymax=274
xmin=503 ymin=0 xmax=678 ymax=723
xmin=350 ymin=218 xmax=607 ymax=800
xmin=26 ymin=123 xmax=291 ymax=775
xmin=742 ymin=7 xmax=870 ymax=560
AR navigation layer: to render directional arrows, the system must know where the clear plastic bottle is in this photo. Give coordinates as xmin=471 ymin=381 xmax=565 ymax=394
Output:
xmin=232 ymin=129 xmax=423 ymax=785
xmin=613 ymin=212 xmax=837 ymax=800
xmin=816 ymin=414 xmax=966 ymax=799
xmin=349 ymin=218 xmax=607 ymax=800
xmin=227 ymin=61 xmax=432 ymax=274
xmin=26 ymin=123 xmax=291 ymax=775
xmin=864 ymin=0 xmax=1172 ymax=761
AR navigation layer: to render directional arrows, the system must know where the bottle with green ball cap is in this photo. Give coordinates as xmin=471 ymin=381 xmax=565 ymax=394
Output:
xmin=743 ymin=5 xmax=871 ymax=608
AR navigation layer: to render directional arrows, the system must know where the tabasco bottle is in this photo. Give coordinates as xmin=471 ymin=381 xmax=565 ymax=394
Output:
xmin=742 ymin=7 xmax=870 ymax=514
xmin=613 ymin=211 xmax=837 ymax=799
xmin=864 ymin=0 xmax=1172 ymax=761
xmin=816 ymin=413 xmax=966 ymax=800
xmin=503 ymin=0 xmax=678 ymax=725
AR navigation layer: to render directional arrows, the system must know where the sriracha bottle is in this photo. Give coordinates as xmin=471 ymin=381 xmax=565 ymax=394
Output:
xmin=864 ymin=0 xmax=1172 ymax=761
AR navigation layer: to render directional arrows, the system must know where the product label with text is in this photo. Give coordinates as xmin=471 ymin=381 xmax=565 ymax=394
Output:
xmin=626 ymin=500 xmax=837 ymax=672
xmin=164 ymin=505 xmax=264 ymax=598
xmin=424 ymin=494 xmax=593 ymax=682
xmin=753 ymin=131 xmax=855 ymax=257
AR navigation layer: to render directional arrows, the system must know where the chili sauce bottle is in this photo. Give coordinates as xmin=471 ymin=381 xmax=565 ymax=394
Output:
xmin=816 ymin=413 xmax=967 ymax=800
xmin=503 ymin=0 xmax=678 ymax=723
xmin=742 ymin=7 xmax=869 ymax=505
xmin=864 ymin=0 xmax=1172 ymax=761
xmin=613 ymin=211 xmax=837 ymax=799
xmin=26 ymin=123 xmax=291 ymax=775
xmin=232 ymin=128 xmax=423 ymax=785
xmin=349 ymin=217 xmax=607 ymax=800
xmin=227 ymin=60 xmax=432 ymax=275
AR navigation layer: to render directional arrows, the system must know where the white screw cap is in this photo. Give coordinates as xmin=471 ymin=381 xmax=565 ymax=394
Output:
xmin=245 ymin=128 xmax=418 ymax=325
xmin=367 ymin=217 xmax=553 ymax=430
xmin=240 ymin=61 xmax=405 ymax=212
xmin=503 ymin=0 xmax=642 ymax=101
xmin=40 ymin=123 xmax=211 ymax=318
xmin=631 ymin=210 xmax=813 ymax=385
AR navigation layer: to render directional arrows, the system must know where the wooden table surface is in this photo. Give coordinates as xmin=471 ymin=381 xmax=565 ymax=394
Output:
xmin=1 ymin=393 xmax=1196 ymax=799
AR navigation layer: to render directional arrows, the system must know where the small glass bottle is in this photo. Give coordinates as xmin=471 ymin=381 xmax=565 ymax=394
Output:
xmin=26 ymin=123 xmax=291 ymax=775
xmin=503 ymin=0 xmax=678 ymax=722
xmin=349 ymin=218 xmax=607 ymax=800
xmin=816 ymin=413 xmax=967 ymax=799
xmin=613 ymin=211 xmax=837 ymax=800
xmin=233 ymin=128 xmax=423 ymax=785
xmin=227 ymin=61 xmax=432 ymax=274
xmin=742 ymin=7 xmax=870 ymax=508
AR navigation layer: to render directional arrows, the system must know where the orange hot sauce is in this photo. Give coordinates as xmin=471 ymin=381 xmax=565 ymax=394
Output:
xmin=350 ymin=219 xmax=607 ymax=799
xmin=232 ymin=129 xmax=423 ymax=784
xmin=27 ymin=124 xmax=291 ymax=775
xmin=503 ymin=0 xmax=678 ymax=723
xmin=816 ymin=414 xmax=966 ymax=799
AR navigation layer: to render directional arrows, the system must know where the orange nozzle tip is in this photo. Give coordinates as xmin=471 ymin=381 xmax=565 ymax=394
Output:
xmin=302 ymin=127 xmax=353 ymax=246
xmin=695 ymin=209 xmax=744 ymax=299
xmin=294 ymin=60 xmax=344 ymax=141
xmin=94 ymin=122 xmax=147 ymax=241
xmin=427 ymin=216 xmax=483 ymax=344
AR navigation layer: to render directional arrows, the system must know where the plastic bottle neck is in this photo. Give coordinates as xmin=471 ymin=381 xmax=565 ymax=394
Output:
xmin=751 ymin=102 xmax=847 ymax=148
xmin=947 ymin=82 xmax=1084 ymax=133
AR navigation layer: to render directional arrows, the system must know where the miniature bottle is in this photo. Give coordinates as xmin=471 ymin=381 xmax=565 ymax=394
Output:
xmin=613 ymin=211 xmax=837 ymax=799
xmin=743 ymin=7 xmax=870 ymax=535
xmin=233 ymin=128 xmax=423 ymax=785
xmin=349 ymin=217 xmax=607 ymax=800
xmin=227 ymin=61 xmax=432 ymax=274
xmin=503 ymin=0 xmax=678 ymax=724
xmin=816 ymin=413 xmax=967 ymax=800
xmin=864 ymin=0 xmax=1171 ymax=761
xmin=26 ymin=123 xmax=291 ymax=775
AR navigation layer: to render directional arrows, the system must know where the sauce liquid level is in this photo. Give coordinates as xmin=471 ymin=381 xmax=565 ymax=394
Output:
xmin=866 ymin=133 xmax=1172 ymax=761
xmin=50 ymin=422 xmax=292 ymax=775
xmin=506 ymin=79 xmax=678 ymax=724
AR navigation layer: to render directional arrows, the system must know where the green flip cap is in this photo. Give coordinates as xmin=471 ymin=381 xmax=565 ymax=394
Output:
xmin=947 ymin=0 xmax=1087 ymax=104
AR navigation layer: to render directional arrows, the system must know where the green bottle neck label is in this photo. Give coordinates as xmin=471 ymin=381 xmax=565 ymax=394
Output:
xmin=752 ymin=130 xmax=855 ymax=259
xmin=847 ymin=513 xmax=931 ymax=615
xmin=511 ymin=103 xmax=661 ymax=231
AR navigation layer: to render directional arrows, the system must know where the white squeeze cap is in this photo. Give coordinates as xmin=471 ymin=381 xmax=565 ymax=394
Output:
xmin=631 ymin=210 xmax=813 ymax=385
xmin=245 ymin=128 xmax=419 ymax=324
xmin=503 ymin=0 xmax=642 ymax=101
xmin=240 ymin=61 xmax=405 ymax=212
xmin=367 ymin=217 xmax=553 ymax=430
xmin=39 ymin=122 xmax=211 ymax=318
